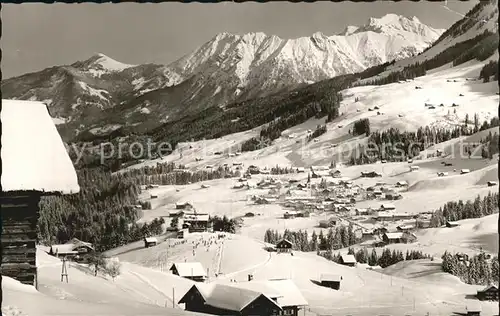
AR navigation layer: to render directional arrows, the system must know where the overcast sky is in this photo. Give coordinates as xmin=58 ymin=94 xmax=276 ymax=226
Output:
xmin=2 ymin=1 xmax=478 ymax=79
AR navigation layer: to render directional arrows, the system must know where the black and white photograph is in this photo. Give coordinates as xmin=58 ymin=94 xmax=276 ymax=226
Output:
xmin=1 ymin=1 xmax=499 ymax=315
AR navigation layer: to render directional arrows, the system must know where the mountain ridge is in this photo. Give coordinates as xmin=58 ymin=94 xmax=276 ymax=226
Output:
xmin=2 ymin=13 xmax=445 ymax=141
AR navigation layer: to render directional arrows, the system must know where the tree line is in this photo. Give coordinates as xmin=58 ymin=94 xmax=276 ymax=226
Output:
xmin=480 ymin=131 xmax=499 ymax=159
xmin=442 ymin=251 xmax=499 ymax=286
xmin=307 ymin=125 xmax=327 ymax=142
xmin=38 ymin=168 xmax=167 ymax=252
xmin=352 ymin=118 xmax=370 ymax=136
xmin=320 ymin=247 xmax=431 ymax=268
xmin=429 ymin=192 xmax=499 ymax=228
xmin=479 ymin=60 xmax=499 ymax=82
xmin=348 ymin=116 xmax=499 ymax=164
xmin=264 ymin=225 xmax=361 ymax=252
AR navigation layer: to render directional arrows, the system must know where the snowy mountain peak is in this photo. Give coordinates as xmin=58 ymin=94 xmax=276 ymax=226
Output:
xmin=339 ymin=25 xmax=359 ymax=36
xmin=356 ymin=13 xmax=444 ymax=37
xmin=72 ymin=53 xmax=135 ymax=77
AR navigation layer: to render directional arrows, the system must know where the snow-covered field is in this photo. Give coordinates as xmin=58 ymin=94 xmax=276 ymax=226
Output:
xmin=121 ymin=58 xmax=499 ymax=173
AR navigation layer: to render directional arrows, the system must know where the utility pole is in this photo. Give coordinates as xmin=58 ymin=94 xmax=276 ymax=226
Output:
xmin=61 ymin=257 xmax=69 ymax=283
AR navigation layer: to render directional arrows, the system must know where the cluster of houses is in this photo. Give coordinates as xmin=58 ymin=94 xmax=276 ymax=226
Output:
xmin=169 ymin=202 xmax=211 ymax=234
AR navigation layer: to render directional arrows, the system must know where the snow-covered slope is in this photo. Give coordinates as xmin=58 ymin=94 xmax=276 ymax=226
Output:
xmin=1 ymin=13 xmax=443 ymax=141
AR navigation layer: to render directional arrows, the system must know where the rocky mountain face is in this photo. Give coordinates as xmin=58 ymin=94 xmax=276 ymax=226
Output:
xmin=1 ymin=14 xmax=444 ymax=141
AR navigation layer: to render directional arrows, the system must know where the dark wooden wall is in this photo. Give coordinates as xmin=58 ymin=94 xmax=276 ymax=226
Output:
xmin=1 ymin=192 xmax=41 ymax=287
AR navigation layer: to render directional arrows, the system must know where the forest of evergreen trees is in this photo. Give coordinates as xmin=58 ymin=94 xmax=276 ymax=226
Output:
xmin=352 ymin=118 xmax=371 ymax=136
xmin=428 ymin=192 xmax=499 ymax=228
xmin=264 ymin=225 xmax=360 ymax=251
xmin=38 ymin=160 xmax=243 ymax=251
xmin=480 ymin=131 xmax=499 ymax=159
xmin=240 ymin=90 xmax=343 ymax=152
xmin=349 ymin=116 xmax=499 ymax=165
xmin=321 ymin=247 xmax=431 ymax=269
xmin=38 ymin=168 xmax=166 ymax=251
xmin=118 ymin=161 xmax=239 ymax=186
xmin=307 ymin=125 xmax=327 ymax=142
xmin=479 ymin=60 xmax=499 ymax=82
xmin=441 ymin=251 xmax=499 ymax=286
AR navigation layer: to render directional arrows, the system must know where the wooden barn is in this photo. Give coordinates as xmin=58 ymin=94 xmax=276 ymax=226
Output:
xmin=339 ymin=255 xmax=357 ymax=267
xmin=143 ymin=237 xmax=158 ymax=248
xmin=446 ymin=221 xmax=460 ymax=228
xmin=170 ymin=262 xmax=207 ymax=282
xmin=178 ymin=279 xmax=308 ymax=316
xmin=1 ymin=100 xmax=80 ymax=287
xmin=49 ymin=238 xmax=94 ymax=260
xmin=476 ymin=284 xmax=498 ymax=301
xmin=319 ymin=274 xmax=342 ymax=290
xmin=275 ymin=239 xmax=293 ymax=253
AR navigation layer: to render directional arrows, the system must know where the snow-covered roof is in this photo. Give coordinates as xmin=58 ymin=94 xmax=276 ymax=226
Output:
xmin=341 ymin=254 xmax=357 ymax=264
xmin=1 ymin=100 xmax=79 ymax=194
xmin=170 ymin=262 xmax=207 ymax=278
xmin=144 ymin=237 xmax=158 ymax=243
xmin=320 ymin=274 xmax=342 ymax=282
xmin=460 ymin=169 xmax=471 ymax=172
xmin=380 ymin=203 xmax=396 ymax=209
xmin=183 ymin=214 xmax=210 ymax=222
xmin=384 ymin=232 xmax=404 ymax=239
xmin=238 ymin=279 xmax=308 ymax=307
xmin=186 ymin=283 xmax=281 ymax=312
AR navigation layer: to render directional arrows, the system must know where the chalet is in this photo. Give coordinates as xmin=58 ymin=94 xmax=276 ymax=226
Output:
xmin=395 ymin=181 xmax=408 ymax=187
xmin=407 ymin=159 xmax=413 ymax=163
xmin=311 ymin=170 xmax=330 ymax=178
xmin=284 ymin=211 xmax=299 ymax=219
xmin=476 ymin=284 xmax=498 ymax=301
xmin=201 ymin=184 xmax=210 ymax=189
xmin=380 ymin=203 xmax=396 ymax=211
xmin=465 ymin=301 xmax=482 ymax=316
xmin=144 ymin=237 xmax=158 ymax=248
xmin=329 ymin=169 xmax=342 ymax=178
xmin=382 ymin=232 xmax=405 ymax=244
xmin=355 ymin=208 xmax=369 ymax=216
xmin=150 ymin=194 xmax=158 ymax=199
xmin=339 ymin=255 xmax=357 ymax=267
xmin=49 ymin=239 xmax=94 ymax=259
xmin=276 ymin=239 xmax=293 ymax=253
xmin=410 ymin=166 xmax=420 ymax=172
xmin=248 ymin=165 xmax=260 ymax=174
xmin=460 ymin=169 xmax=471 ymax=174
xmin=446 ymin=221 xmax=460 ymax=228
xmin=1 ymin=100 xmax=80 ymax=287
xmin=176 ymin=202 xmax=193 ymax=210
xmin=382 ymin=232 xmax=417 ymax=244
xmin=361 ymin=171 xmax=382 ymax=178
xmin=487 ymin=181 xmax=497 ymax=187
xmin=170 ymin=262 xmax=207 ymax=282
xmin=396 ymin=224 xmax=414 ymax=232
xmin=319 ymin=274 xmax=342 ymax=290
xmin=179 ymin=279 xmax=308 ymax=316
xmin=296 ymin=167 xmax=305 ymax=173
xmin=183 ymin=213 xmax=210 ymax=233
xmin=233 ymin=162 xmax=243 ymax=166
